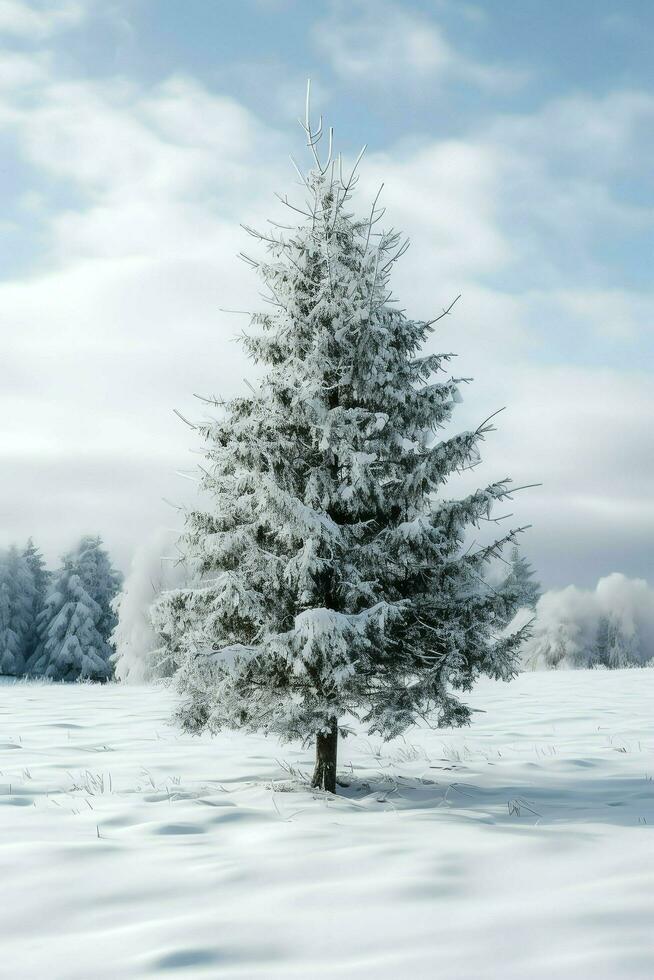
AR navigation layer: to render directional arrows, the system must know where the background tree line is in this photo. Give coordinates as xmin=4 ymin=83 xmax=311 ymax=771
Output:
xmin=0 ymin=536 xmax=121 ymax=681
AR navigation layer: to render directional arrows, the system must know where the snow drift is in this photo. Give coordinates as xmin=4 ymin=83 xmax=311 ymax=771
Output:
xmin=1 ymin=671 xmax=652 ymax=979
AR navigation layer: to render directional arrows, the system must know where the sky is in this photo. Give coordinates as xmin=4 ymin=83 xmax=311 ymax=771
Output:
xmin=0 ymin=0 xmax=652 ymax=589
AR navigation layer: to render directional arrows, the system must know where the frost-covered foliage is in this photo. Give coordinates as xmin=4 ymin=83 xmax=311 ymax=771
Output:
xmin=28 ymin=537 xmax=122 ymax=682
xmin=153 ymin=109 xmax=529 ymax=789
xmin=111 ymin=528 xmax=189 ymax=683
xmin=0 ymin=547 xmax=36 ymax=676
xmin=501 ymin=547 xmax=541 ymax=610
xmin=515 ymin=573 xmax=654 ymax=669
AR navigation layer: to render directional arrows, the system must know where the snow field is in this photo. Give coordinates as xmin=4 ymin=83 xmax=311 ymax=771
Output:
xmin=1 ymin=669 xmax=653 ymax=979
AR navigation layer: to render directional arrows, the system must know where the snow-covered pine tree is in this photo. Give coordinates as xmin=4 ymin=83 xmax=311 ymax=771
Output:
xmin=0 ymin=546 xmax=36 ymax=676
xmin=22 ymin=538 xmax=50 ymax=665
xmin=29 ymin=537 xmax=121 ymax=682
xmin=501 ymin=546 xmax=541 ymax=610
xmin=153 ymin=99 xmax=530 ymax=792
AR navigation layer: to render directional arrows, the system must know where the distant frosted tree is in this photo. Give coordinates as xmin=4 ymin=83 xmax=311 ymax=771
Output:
xmin=595 ymin=616 xmax=610 ymax=667
xmin=501 ymin=547 xmax=541 ymax=610
xmin=0 ymin=547 xmax=36 ymax=676
xmin=518 ymin=574 xmax=652 ymax=670
xmin=22 ymin=539 xmax=50 ymax=665
xmin=0 ymin=558 xmax=25 ymax=677
xmin=73 ymin=535 xmax=122 ymax=641
xmin=521 ymin=616 xmax=585 ymax=670
xmin=595 ymin=615 xmax=639 ymax=668
xmin=29 ymin=537 xmax=121 ymax=682
xmin=111 ymin=528 xmax=189 ymax=682
xmin=0 ymin=577 xmax=20 ymax=676
xmin=153 ymin=102 xmax=530 ymax=791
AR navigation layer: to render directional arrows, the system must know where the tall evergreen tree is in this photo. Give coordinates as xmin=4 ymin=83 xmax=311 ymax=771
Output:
xmin=29 ymin=537 xmax=121 ymax=682
xmin=502 ymin=546 xmax=541 ymax=610
xmin=22 ymin=538 xmax=50 ymax=665
xmin=0 ymin=555 xmax=24 ymax=676
xmin=0 ymin=575 xmax=20 ymax=676
xmin=153 ymin=105 xmax=530 ymax=791
xmin=0 ymin=546 xmax=36 ymax=676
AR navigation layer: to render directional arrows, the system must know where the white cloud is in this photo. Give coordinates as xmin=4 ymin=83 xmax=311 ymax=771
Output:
xmin=0 ymin=49 xmax=48 ymax=88
xmin=537 ymin=289 xmax=654 ymax=342
xmin=471 ymin=363 xmax=654 ymax=588
xmin=350 ymin=104 xmax=654 ymax=589
xmin=0 ymin=0 xmax=85 ymax=38
xmin=483 ymin=93 xmax=654 ymax=278
xmin=4 ymin=74 xmax=272 ymax=209
xmin=363 ymin=139 xmax=511 ymax=281
xmin=0 ymin=64 xmax=285 ymax=567
xmin=314 ymin=0 xmax=524 ymax=92
xmin=488 ymin=90 xmax=654 ymax=173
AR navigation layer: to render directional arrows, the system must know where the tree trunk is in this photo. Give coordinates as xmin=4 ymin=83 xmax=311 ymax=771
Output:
xmin=311 ymin=717 xmax=338 ymax=793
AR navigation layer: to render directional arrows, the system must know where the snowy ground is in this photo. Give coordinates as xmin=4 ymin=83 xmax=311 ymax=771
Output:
xmin=1 ymin=670 xmax=652 ymax=979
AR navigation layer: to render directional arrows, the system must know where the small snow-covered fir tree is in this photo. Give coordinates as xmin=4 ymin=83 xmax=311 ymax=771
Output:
xmin=501 ymin=546 xmax=541 ymax=610
xmin=29 ymin=537 xmax=121 ymax=682
xmin=0 ymin=546 xmax=36 ymax=676
xmin=153 ymin=98 xmax=530 ymax=791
